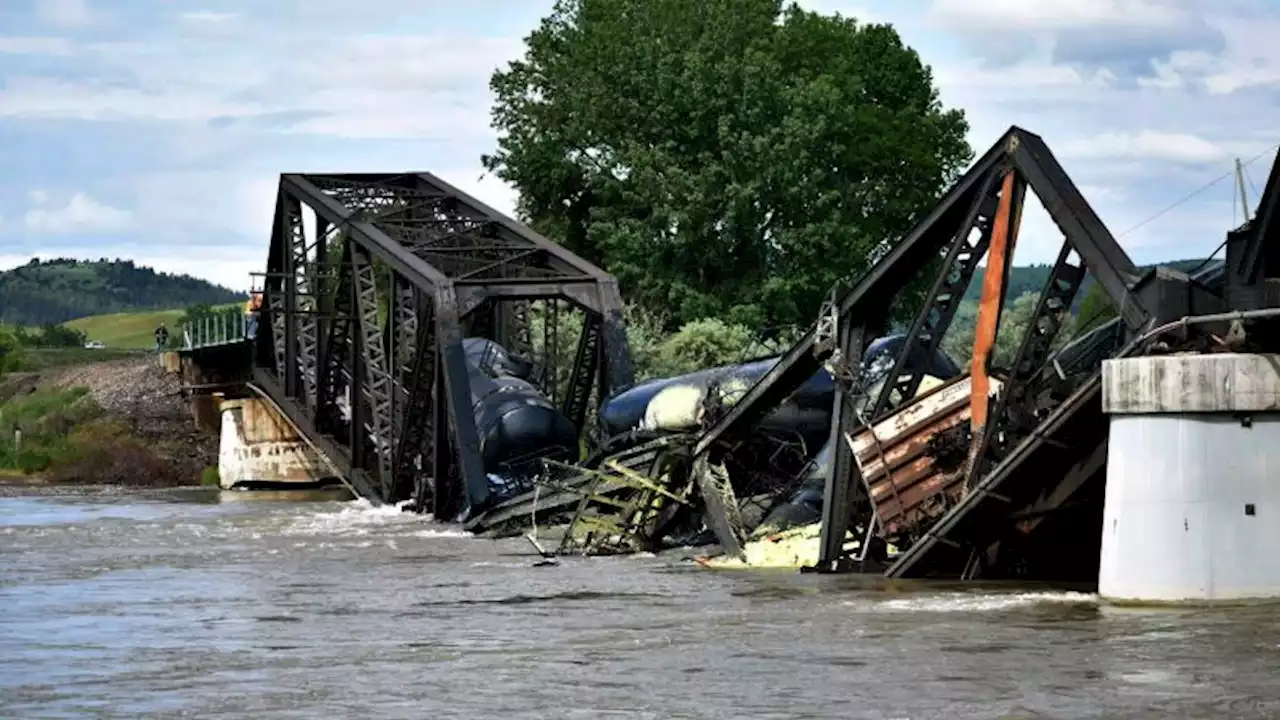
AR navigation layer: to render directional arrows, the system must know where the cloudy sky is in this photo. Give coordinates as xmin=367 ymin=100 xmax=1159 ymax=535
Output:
xmin=0 ymin=0 xmax=1276 ymax=292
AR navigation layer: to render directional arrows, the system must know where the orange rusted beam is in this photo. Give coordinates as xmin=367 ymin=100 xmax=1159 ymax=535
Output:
xmin=968 ymin=169 xmax=1020 ymax=437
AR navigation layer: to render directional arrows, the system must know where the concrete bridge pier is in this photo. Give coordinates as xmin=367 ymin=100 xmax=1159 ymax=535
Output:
xmin=217 ymin=398 xmax=351 ymax=498
xmin=1100 ymin=353 xmax=1280 ymax=603
xmin=176 ymin=343 xmax=351 ymax=500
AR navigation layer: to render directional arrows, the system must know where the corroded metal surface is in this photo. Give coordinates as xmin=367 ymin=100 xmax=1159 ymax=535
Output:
xmin=849 ymin=375 xmax=1002 ymax=542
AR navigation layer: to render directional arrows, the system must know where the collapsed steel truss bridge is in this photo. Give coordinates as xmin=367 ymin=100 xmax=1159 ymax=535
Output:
xmin=180 ymin=125 xmax=1280 ymax=583
xmin=249 ymin=172 xmax=633 ymax=520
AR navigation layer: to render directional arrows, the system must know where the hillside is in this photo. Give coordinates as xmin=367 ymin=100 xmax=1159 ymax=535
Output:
xmin=0 ymin=258 xmax=241 ymax=326
xmin=62 ymin=304 xmax=239 ymax=349
xmin=962 ymin=258 xmax=1219 ymax=312
xmin=66 ymin=308 xmax=191 ymax=349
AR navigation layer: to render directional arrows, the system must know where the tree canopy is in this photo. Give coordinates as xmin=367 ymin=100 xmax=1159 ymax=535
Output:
xmin=485 ymin=0 xmax=972 ymax=332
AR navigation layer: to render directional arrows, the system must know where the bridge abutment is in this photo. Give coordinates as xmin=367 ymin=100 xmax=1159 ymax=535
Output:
xmin=218 ymin=397 xmax=348 ymax=496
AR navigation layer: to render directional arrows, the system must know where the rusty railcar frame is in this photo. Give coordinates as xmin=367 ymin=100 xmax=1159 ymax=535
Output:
xmin=692 ymin=126 xmax=1206 ymax=576
xmin=252 ymin=172 xmax=633 ymax=520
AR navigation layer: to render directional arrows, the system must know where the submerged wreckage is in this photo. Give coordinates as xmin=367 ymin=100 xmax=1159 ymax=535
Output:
xmin=464 ymin=125 xmax=1280 ymax=583
xmin=218 ymin=126 xmax=1280 ymax=586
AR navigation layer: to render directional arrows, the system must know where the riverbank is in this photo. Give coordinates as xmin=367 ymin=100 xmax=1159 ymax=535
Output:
xmin=0 ymin=355 xmax=217 ymax=487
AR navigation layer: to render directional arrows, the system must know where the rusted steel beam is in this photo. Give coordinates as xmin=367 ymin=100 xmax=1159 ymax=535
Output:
xmin=963 ymin=169 xmax=1017 ymax=486
xmin=693 ymin=129 xmax=1029 ymax=460
xmin=689 ymin=127 xmax=1167 ymax=574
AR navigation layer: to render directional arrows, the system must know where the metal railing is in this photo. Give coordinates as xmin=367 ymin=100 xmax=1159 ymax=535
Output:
xmin=182 ymin=312 xmax=254 ymax=350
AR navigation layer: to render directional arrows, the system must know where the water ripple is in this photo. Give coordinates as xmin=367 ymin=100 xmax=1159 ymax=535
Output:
xmin=3 ymin=488 xmax=1280 ymax=719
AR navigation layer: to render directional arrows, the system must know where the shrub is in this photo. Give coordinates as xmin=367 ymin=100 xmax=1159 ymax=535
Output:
xmin=652 ymin=318 xmax=757 ymax=378
xmin=0 ymin=387 xmax=100 ymax=472
xmin=201 ymin=465 xmax=221 ymax=486
xmin=43 ymin=418 xmax=181 ymax=486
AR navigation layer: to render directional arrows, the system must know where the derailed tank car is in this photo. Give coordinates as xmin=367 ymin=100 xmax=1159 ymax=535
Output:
xmin=518 ymin=333 xmax=964 ymax=550
xmin=459 ymin=338 xmax=581 ymax=507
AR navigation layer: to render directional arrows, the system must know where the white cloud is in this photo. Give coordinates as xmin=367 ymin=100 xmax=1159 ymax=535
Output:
xmin=0 ymin=0 xmax=1273 ymax=285
xmin=180 ymin=11 xmax=240 ymax=23
xmin=0 ymin=33 xmax=521 ymax=141
xmin=28 ymin=189 xmax=48 ymax=205
xmin=934 ymin=61 xmax=1116 ymax=89
xmin=0 ymin=76 xmax=262 ymax=122
xmin=1140 ymin=19 xmax=1280 ymax=95
xmin=0 ymin=36 xmax=75 ymax=55
xmin=930 ymin=0 xmax=1192 ymax=32
xmin=431 ymin=169 xmax=519 ymax=218
xmin=24 ymin=192 xmax=132 ymax=235
xmin=37 ymin=0 xmax=92 ymax=27
xmin=1062 ymin=130 xmax=1229 ymax=165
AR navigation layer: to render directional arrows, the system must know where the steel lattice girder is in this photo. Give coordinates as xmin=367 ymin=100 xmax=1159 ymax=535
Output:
xmin=253 ymin=171 xmax=634 ymax=519
xmin=690 ymin=126 xmax=1197 ymax=573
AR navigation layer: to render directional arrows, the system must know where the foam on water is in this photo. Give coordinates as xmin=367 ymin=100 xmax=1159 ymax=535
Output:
xmin=846 ymin=590 xmax=1098 ymax=613
xmin=276 ymin=498 xmax=472 ymax=539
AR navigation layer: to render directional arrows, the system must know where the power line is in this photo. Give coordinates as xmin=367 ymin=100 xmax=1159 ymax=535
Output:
xmin=1116 ymin=141 xmax=1280 ymax=239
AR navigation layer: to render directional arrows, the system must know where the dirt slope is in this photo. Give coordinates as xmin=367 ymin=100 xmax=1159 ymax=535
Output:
xmin=48 ymin=356 xmax=219 ymax=483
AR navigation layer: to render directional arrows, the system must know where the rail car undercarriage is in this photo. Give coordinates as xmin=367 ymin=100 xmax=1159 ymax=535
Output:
xmin=464 ymin=125 xmax=1280 ymax=583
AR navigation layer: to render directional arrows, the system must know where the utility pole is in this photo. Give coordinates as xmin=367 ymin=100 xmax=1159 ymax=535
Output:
xmin=1236 ymin=157 xmax=1251 ymax=223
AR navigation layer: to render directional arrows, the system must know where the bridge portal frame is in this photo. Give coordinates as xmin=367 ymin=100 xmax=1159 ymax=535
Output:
xmin=255 ymin=172 xmax=633 ymax=520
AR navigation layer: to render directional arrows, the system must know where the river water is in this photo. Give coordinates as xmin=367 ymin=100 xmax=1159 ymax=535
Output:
xmin=2 ymin=487 xmax=1279 ymax=719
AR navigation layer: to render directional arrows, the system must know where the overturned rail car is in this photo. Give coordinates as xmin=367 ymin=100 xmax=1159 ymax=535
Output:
xmin=467 ymin=330 xmax=965 ymax=548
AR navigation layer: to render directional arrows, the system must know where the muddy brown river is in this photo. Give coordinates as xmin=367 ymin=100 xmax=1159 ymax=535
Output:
xmin=3 ymin=486 xmax=1280 ymax=719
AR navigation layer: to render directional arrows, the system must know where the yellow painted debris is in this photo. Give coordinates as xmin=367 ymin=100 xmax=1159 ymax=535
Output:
xmin=696 ymin=522 xmax=900 ymax=570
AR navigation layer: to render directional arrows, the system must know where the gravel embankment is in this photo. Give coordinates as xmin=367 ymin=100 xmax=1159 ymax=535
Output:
xmin=49 ymin=356 xmax=219 ymax=483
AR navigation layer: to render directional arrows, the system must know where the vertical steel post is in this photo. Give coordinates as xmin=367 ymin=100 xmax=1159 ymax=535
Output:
xmin=281 ymin=197 xmax=299 ymax=398
xmin=816 ymin=321 xmax=870 ymax=569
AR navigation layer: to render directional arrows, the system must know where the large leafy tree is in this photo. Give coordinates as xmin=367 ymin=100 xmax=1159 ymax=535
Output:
xmin=485 ymin=0 xmax=972 ymax=331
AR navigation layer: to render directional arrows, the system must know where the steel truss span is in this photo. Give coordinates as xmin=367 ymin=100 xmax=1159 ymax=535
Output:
xmin=690 ymin=126 xmax=1215 ymax=579
xmin=253 ymin=172 xmax=634 ymax=521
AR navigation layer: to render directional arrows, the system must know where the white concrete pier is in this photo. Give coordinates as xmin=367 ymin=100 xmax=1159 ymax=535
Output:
xmin=218 ymin=398 xmax=328 ymax=490
xmin=1100 ymin=353 xmax=1280 ymax=602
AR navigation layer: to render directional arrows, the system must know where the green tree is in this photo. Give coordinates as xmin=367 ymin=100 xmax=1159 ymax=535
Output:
xmin=994 ymin=292 xmax=1041 ymax=367
xmin=1072 ymin=282 xmax=1117 ymax=338
xmin=654 ymin=318 xmax=757 ymax=377
xmin=177 ymin=302 xmax=216 ymax=326
xmin=0 ymin=329 xmax=23 ymax=375
xmin=993 ymin=291 xmax=1075 ymax=369
xmin=485 ymin=0 xmax=971 ymax=332
xmin=940 ymin=299 xmax=978 ymax=367
xmin=39 ymin=323 xmax=87 ymax=348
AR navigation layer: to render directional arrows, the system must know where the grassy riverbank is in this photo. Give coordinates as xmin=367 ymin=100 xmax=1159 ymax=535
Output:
xmin=0 ymin=385 xmax=184 ymax=485
xmin=0 ymin=353 xmax=217 ymax=486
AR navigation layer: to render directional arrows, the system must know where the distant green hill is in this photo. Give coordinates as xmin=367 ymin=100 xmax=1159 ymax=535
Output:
xmin=962 ymin=257 xmax=1218 ymax=312
xmin=0 ymin=258 xmax=241 ymax=326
